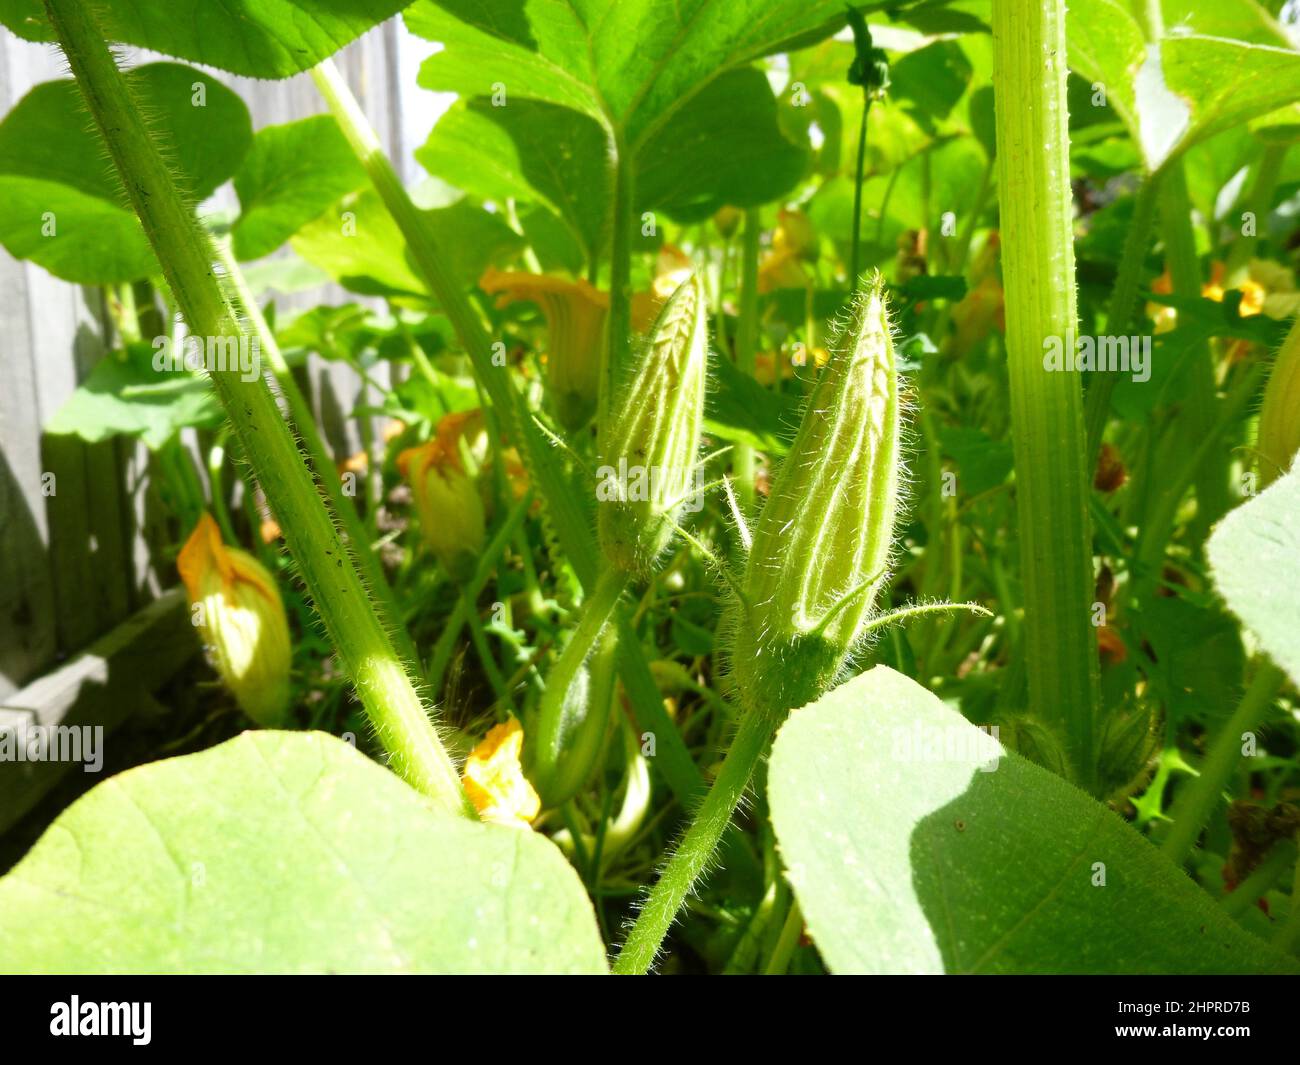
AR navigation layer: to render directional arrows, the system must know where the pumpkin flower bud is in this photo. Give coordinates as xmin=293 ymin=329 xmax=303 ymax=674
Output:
xmin=178 ymin=513 xmax=291 ymax=727
xmin=462 ymin=718 xmax=540 ymax=828
xmin=730 ymin=272 xmax=903 ymax=715
xmin=597 ymin=272 xmax=709 ymax=578
xmin=480 ymin=268 xmax=607 ymax=431
xmin=398 ymin=434 xmax=486 ymax=582
xmin=1259 ymin=316 xmax=1300 ymax=486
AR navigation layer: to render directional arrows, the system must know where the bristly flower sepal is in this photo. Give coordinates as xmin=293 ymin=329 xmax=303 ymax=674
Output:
xmin=730 ymin=272 xmax=903 ymax=715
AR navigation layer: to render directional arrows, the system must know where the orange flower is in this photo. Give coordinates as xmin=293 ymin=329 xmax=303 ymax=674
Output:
xmin=480 ymin=268 xmax=606 ymax=430
xmin=178 ymin=513 xmax=291 ymax=727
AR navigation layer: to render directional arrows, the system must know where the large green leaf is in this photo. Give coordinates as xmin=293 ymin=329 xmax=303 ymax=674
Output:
xmin=0 ymin=63 xmax=251 ymax=284
xmin=1208 ymin=464 xmax=1300 ymax=686
xmin=232 ymin=115 xmax=369 ymax=262
xmin=417 ymin=64 xmax=805 ymax=263
xmin=406 ymin=0 xmax=845 ymax=147
xmin=0 ymin=731 xmax=606 ymax=974
xmin=768 ymin=666 xmax=1299 ymax=974
xmin=0 ymin=0 xmax=411 ymax=79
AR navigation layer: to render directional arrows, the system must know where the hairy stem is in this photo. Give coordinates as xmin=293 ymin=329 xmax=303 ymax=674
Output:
xmin=991 ymin=0 xmax=1102 ymax=791
xmin=45 ymin=0 xmax=469 ymax=815
xmin=215 ymin=237 xmax=423 ymax=677
xmin=613 ymin=704 xmax=779 ymax=974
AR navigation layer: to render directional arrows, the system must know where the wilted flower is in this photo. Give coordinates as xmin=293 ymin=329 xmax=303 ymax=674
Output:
xmin=480 ymin=268 xmax=606 ymax=430
xmin=178 ymin=513 xmax=291 ymax=727
xmin=398 ymin=423 xmax=486 ymax=582
xmin=462 ymin=718 xmax=540 ymax=827
xmin=597 ymin=273 xmax=709 ymax=578
xmin=730 ymin=273 xmax=903 ymax=716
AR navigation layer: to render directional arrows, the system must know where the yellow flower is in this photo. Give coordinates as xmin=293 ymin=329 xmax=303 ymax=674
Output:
xmin=178 ymin=513 xmax=291 ymax=727
xmin=480 ymin=268 xmax=607 ymax=430
xmin=461 ymin=718 xmax=540 ymax=827
xmin=398 ymin=425 xmax=486 ymax=582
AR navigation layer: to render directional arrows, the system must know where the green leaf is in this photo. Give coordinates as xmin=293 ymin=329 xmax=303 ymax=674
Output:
xmin=1065 ymin=0 xmax=1145 ymax=140
xmin=0 ymin=178 xmax=158 ymax=285
xmin=292 ymin=189 xmax=524 ymax=299
xmin=768 ymin=666 xmax=1299 ymax=974
xmin=0 ymin=0 xmax=412 ymax=79
xmin=1208 ymin=464 xmax=1300 ymax=686
xmin=635 ymin=67 xmax=807 ymax=222
xmin=0 ymin=63 xmax=251 ymax=283
xmin=1138 ymin=594 xmax=1246 ymax=727
xmin=1156 ymin=35 xmax=1300 ymax=169
xmin=406 ymin=0 xmax=845 ymax=147
xmin=938 ymin=424 xmax=1013 ymax=496
xmin=44 ymin=342 xmax=224 ymax=450
xmin=0 ymin=731 xmax=607 ymax=974
xmin=416 ymin=98 xmax=610 ymax=265
xmin=232 ymin=115 xmax=368 ymax=261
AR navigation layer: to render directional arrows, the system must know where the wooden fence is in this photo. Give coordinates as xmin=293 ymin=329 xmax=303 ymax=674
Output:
xmin=0 ymin=20 xmax=435 ymax=700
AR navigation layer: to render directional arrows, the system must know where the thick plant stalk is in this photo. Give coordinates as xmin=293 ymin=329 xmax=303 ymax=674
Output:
xmin=1162 ymin=660 xmax=1286 ymax=865
xmin=214 ymin=237 xmax=424 ymax=678
xmin=311 ymin=61 xmax=704 ymax=805
xmin=991 ymin=0 xmax=1102 ymax=792
xmin=44 ymin=0 xmax=469 ymax=816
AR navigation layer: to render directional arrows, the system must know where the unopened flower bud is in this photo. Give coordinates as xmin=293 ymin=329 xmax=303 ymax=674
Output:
xmin=730 ymin=273 xmax=903 ymax=715
xmin=597 ymin=273 xmax=709 ymax=578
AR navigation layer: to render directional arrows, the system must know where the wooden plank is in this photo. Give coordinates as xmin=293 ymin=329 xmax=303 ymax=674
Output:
xmin=0 ymin=588 xmax=195 ymax=833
